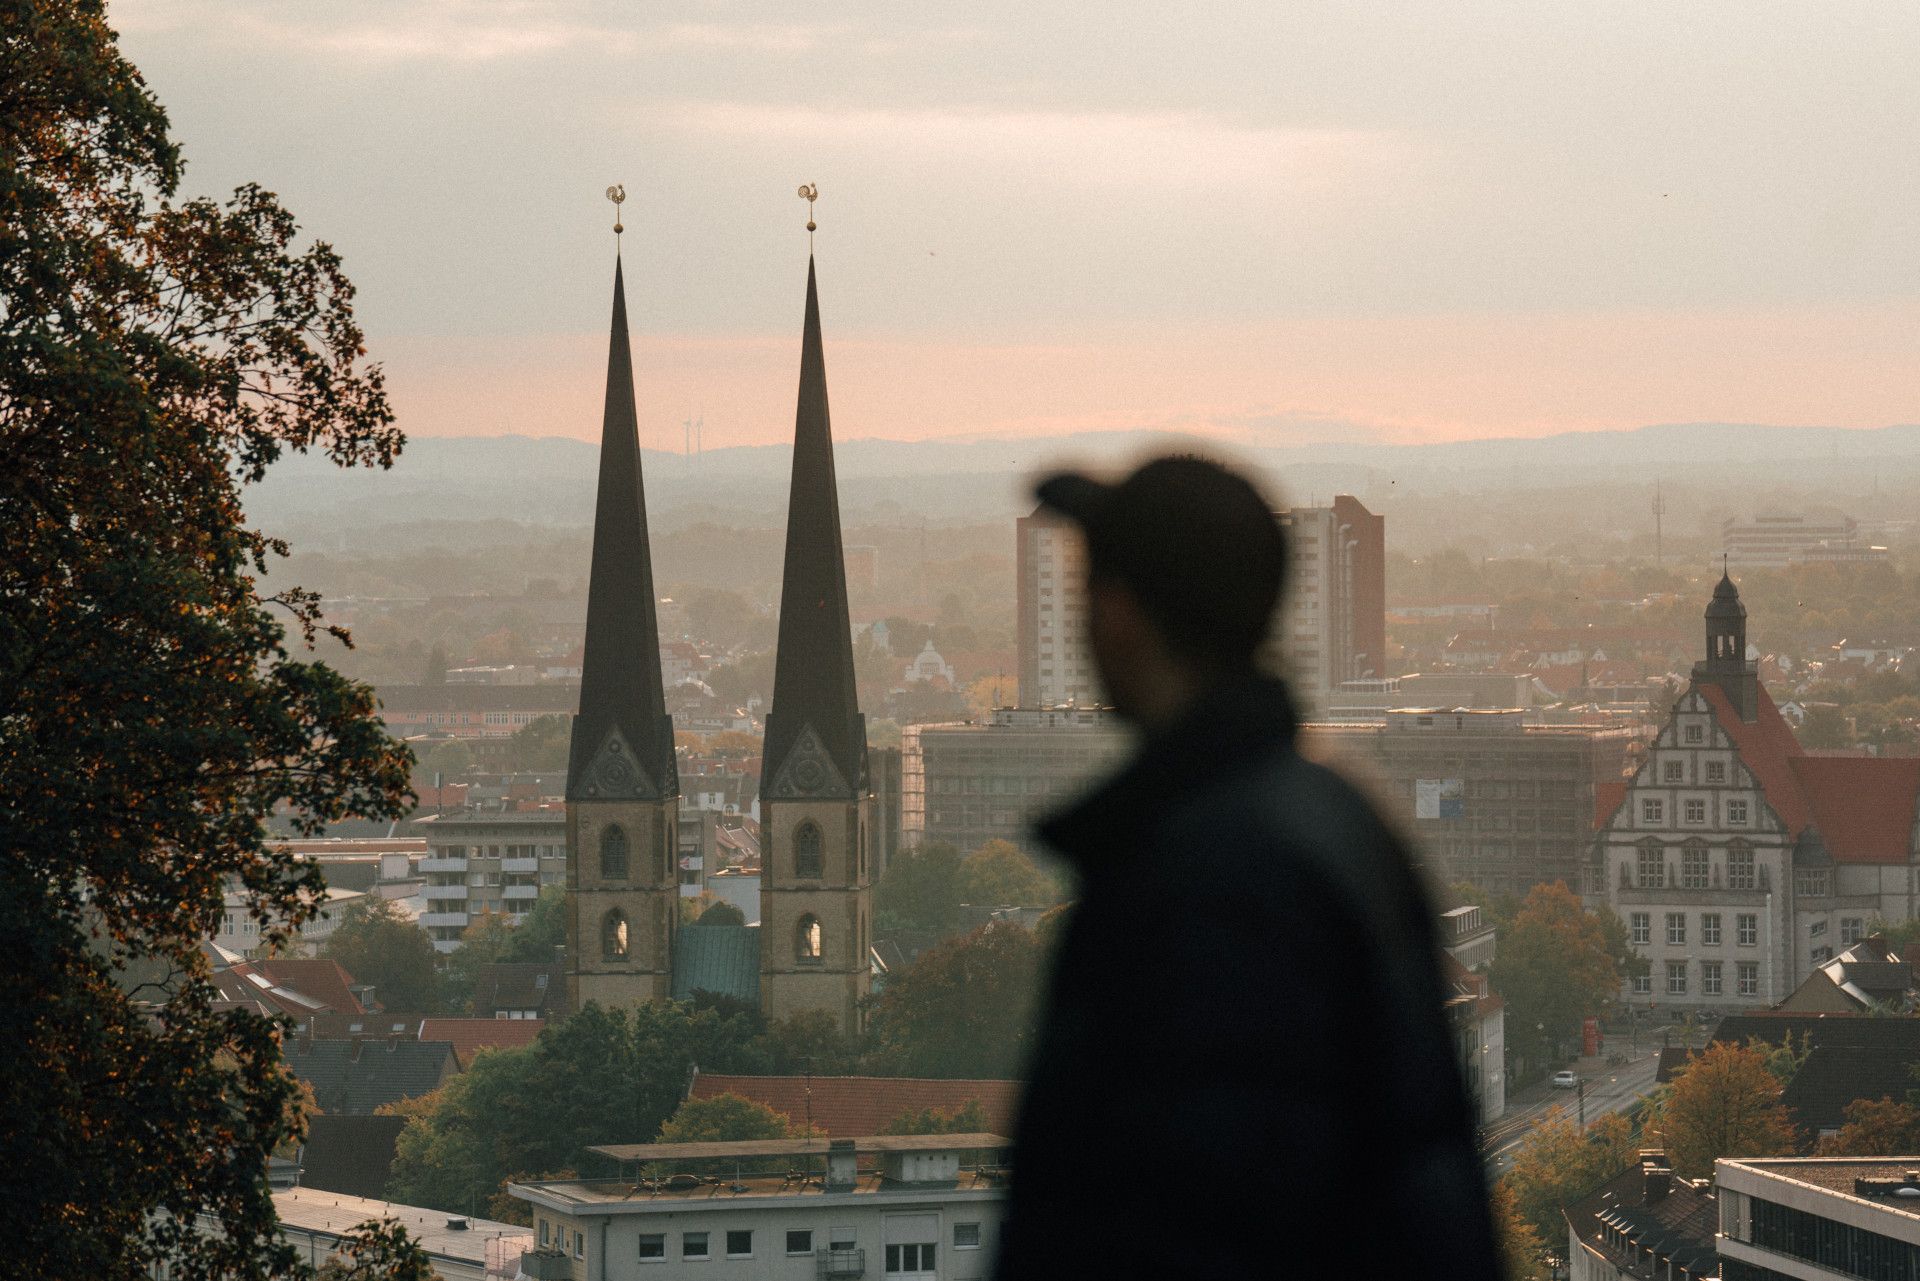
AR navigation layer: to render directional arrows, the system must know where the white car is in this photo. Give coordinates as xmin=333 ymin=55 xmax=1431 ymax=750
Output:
xmin=1551 ymin=1070 xmax=1579 ymax=1089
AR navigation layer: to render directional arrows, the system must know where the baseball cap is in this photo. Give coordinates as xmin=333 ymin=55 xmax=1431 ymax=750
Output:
xmin=1034 ymin=455 xmax=1286 ymax=666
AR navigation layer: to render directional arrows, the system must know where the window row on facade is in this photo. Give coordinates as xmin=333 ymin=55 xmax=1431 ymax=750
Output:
xmin=1626 ymin=840 xmax=1764 ymax=890
xmin=1636 ymin=794 xmax=1752 ymax=826
xmin=536 ymin=1222 xmax=986 ymax=1266
xmin=1627 ymin=957 xmax=1762 ymax=998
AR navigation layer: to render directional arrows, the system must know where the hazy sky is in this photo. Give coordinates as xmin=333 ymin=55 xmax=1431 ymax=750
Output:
xmin=119 ymin=1 xmax=1920 ymax=449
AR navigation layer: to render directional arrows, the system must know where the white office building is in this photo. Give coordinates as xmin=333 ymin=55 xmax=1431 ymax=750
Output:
xmin=1718 ymin=1157 xmax=1920 ymax=1280
xmin=512 ymin=1134 xmax=1008 ymax=1281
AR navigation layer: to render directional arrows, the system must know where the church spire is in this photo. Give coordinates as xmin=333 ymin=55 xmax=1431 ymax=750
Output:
xmin=762 ymin=254 xmax=867 ymax=802
xmin=567 ymin=252 xmax=678 ymax=802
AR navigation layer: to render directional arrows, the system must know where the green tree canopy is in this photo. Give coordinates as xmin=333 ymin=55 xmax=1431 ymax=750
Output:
xmin=658 ymin=1093 xmax=798 ymax=1143
xmin=502 ymin=714 xmax=570 ymax=772
xmin=1488 ymin=882 xmax=1622 ymax=1069
xmin=865 ymin=924 xmax=1044 ymax=1079
xmin=959 ymin=840 xmax=1059 ymax=908
xmin=1654 ymin=1041 xmax=1799 ymax=1178
xmin=325 ymin=898 xmax=443 ymax=1013
xmin=876 ymin=841 xmax=967 ymax=933
xmin=882 ymin=1099 xmax=989 ymax=1136
xmin=2 ymin=4 xmax=412 ymax=1271
xmin=695 ymin=901 xmax=748 ymax=928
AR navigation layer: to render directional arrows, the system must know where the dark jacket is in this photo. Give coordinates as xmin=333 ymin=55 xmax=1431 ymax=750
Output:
xmin=996 ymin=676 xmax=1500 ymax=1280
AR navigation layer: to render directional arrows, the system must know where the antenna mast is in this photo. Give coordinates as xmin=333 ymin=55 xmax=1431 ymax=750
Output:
xmin=1651 ymin=483 xmax=1666 ymax=567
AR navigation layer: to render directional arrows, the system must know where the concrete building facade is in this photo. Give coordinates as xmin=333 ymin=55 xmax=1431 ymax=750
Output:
xmin=1718 ymin=1157 xmax=1920 ymax=1281
xmin=416 ymin=810 xmax=567 ymax=952
xmin=911 ymin=707 xmax=1132 ymax=857
xmin=1302 ymin=710 xmax=1636 ymax=898
xmin=513 ymin=1135 xmax=1007 ymax=1281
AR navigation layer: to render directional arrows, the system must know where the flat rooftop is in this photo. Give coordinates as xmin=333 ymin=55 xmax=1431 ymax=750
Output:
xmin=515 ymin=1167 xmax=1009 ymax=1209
xmin=1727 ymin=1158 xmax=1920 ymax=1219
xmin=272 ymin=1187 xmax=527 ymax=1259
xmin=587 ymin=1132 xmax=1009 ymax=1163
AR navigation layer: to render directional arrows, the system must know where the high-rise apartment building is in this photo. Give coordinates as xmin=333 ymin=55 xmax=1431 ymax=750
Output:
xmin=1016 ymin=494 xmax=1384 ymax=713
xmin=1722 ymin=512 xmax=1886 ymax=568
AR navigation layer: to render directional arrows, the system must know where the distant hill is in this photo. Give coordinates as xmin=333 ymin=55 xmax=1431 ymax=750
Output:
xmin=245 ymin=422 xmax=1920 ymax=551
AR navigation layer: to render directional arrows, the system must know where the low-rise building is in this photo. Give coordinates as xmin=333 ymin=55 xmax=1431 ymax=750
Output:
xmin=512 ymin=1134 xmax=1008 ymax=1281
xmin=271 ymin=1187 xmax=530 ymax=1280
xmin=1717 ymin=1157 xmax=1920 ymax=1280
xmin=1565 ymin=1152 xmax=1718 ymax=1281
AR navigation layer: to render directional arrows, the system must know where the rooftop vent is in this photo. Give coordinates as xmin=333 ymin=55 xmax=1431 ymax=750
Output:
xmin=826 ymin=1138 xmax=858 ymax=1192
xmin=446 ymin=1216 xmax=469 ymax=1230
xmin=1855 ymin=1172 xmax=1920 ymax=1199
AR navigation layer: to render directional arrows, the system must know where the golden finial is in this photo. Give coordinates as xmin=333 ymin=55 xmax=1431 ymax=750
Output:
xmin=797 ymin=183 xmax=818 ymax=246
xmin=606 ymin=184 xmax=626 ymax=238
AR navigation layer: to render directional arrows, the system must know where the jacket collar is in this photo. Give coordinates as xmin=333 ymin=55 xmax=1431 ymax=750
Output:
xmin=1039 ymin=673 xmax=1298 ymax=872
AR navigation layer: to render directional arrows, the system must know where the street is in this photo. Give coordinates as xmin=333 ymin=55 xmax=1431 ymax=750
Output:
xmin=1482 ymin=1048 xmax=1663 ymax=1174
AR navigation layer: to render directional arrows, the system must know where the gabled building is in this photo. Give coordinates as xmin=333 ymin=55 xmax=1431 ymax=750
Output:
xmin=1777 ymin=933 xmax=1920 ymax=1014
xmin=1566 ymin=1153 xmax=1718 ymax=1281
xmin=1599 ymin=574 xmax=1920 ymax=1011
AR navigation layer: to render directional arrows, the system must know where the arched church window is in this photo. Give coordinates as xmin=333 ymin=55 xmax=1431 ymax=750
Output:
xmin=600 ymin=825 xmax=629 ymax=881
xmin=602 ymin=909 xmax=630 ymax=960
xmin=796 ymin=914 xmax=823 ymax=964
xmin=795 ymin=821 xmax=824 ymax=879
xmin=664 ymin=819 xmax=675 ymax=884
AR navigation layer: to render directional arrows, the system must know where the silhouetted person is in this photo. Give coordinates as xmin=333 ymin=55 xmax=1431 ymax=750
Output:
xmin=996 ymin=457 xmax=1500 ymax=1280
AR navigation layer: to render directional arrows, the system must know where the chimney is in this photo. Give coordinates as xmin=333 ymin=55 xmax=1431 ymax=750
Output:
xmin=1642 ymin=1159 xmax=1672 ymax=1205
xmin=826 ymin=1139 xmax=858 ymax=1191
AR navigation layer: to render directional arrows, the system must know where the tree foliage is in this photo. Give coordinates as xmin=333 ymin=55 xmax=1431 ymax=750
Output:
xmin=1817 ymin=1097 xmax=1920 ymax=1157
xmin=1653 ymin=1041 xmax=1798 ymax=1179
xmin=959 ymin=839 xmax=1059 ymax=908
xmin=865 ymin=924 xmax=1044 ymax=1079
xmin=1488 ymin=883 xmax=1622 ymax=1070
xmin=876 ymin=841 xmax=967 ymax=933
xmin=658 ymin=1093 xmax=798 ymax=1143
xmin=883 ymin=1099 xmax=989 ymax=1136
xmin=1489 ymin=1178 xmax=1548 ymax=1281
xmin=325 ymin=898 xmax=443 ymax=1013
xmin=385 ymin=1001 xmax=772 ymax=1212
xmin=501 ymin=714 xmax=571 ymax=772
xmin=1502 ymin=1109 xmax=1638 ymax=1245
xmin=2 ymin=3 xmax=413 ymax=1272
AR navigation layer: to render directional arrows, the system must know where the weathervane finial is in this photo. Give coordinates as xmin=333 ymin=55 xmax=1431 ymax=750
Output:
xmin=606 ymin=184 xmax=626 ymax=239
xmin=797 ymin=183 xmax=818 ymax=247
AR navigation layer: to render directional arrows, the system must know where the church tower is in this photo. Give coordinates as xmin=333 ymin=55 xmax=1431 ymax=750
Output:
xmin=564 ymin=240 xmax=680 ymax=1014
xmin=759 ymin=248 xmax=873 ymax=1033
xmin=1692 ymin=567 xmax=1758 ymax=722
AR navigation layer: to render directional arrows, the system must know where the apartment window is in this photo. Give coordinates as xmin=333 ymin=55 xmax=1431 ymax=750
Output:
xmin=726 ymin=1231 xmax=753 ymax=1259
xmin=1727 ymin=798 xmax=1750 ymax=825
xmin=886 ymin=1245 xmax=936 ymax=1274
xmin=1637 ymin=844 xmax=1666 ymax=888
xmin=1809 ymin=917 xmax=1827 ymax=939
xmin=786 ymin=1231 xmax=814 ymax=1256
xmin=683 ymin=1232 xmax=710 ymax=1260
xmin=1641 ymin=797 xmax=1665 ymax=825
xmin=1684 ymin=798 xmax=1707 ymax=825
xmin=1843 ymin=917 xmax=1866 ymax=946
xmin=1738 ymin=913 xmax=1758 ymax=946
xmin=1632 ymin=973 xmax=1652 ymax=995
xmin=1728 ymin=845 xmax=1756 ymax=890
xmin=1706 ymin=761 xmax=1727 ymax=784
xmin=1796 ymin=868 xmax=1830 ymax=897
xmin=1702 ymin=913 xmax=1722 ymax=946
xmin=1667 ymin=961 xmax=1688 ymax=995
xmin=1667 ymin=913 xmax=1687 ymax=946
xmin=1811 ymin=945 xmax=1833 ymax=965
xmin=573 ymin=1231 xmax=584 ymax=1260
xmin=1663 ymin=760 xmax=1685 ymax=783
xmin=830 ymin=1229 xmax=857 ymax=1252
xmin=954 ymin=1223 xmax=982 ymax=1250
xmin=1682 ymin=844 xmax=1710 ymax=889
xmin=539 ymin=1221 xmax=549 ymax=1247
xmin=638 ymin=1234 xmax=665 ymax=1262
xmin=1738 ymin=962 xmax=1759 ymax=996
xmin=1630 ymin=912 xmax=1651 ymax=946
xmin=1685 ymin=723 xmax=1705 ymax=744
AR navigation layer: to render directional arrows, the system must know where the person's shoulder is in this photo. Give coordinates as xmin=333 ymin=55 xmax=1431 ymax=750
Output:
xmin=1182 ymin=745 xmax=1413 ymax=890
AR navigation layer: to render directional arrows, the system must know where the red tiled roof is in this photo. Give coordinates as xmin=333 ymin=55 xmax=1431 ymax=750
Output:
xmin=1594 ymin=778 xmax=1628 ymax=831
xmin=256 ymin=958 xmax=364 ymax=1015
xmin=417 ymin=1017 xmax=546 ymax=1068
xmin=1697 ymin=682 xmax=1809 ymax=835
xmin=687 ymin=1073 xmax=1022 ymax=1138
xmin=1789 ymin=756 xmax=1920 ymax=864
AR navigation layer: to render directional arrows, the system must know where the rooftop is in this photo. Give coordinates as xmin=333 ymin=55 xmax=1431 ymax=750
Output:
xmin=686 ymin=1072 xmax=1020 ymax=1138
xmin=272 ymin=1186 xmax=528 ymax=1264
xmin=1723 ymin=1158 xmax=1920 ymax=1221
xmin=586 ymin=1132 xmax=1009 ymax=1163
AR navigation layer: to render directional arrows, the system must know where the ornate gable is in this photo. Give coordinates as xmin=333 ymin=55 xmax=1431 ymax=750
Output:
xmin=765 ymin=723 xmax=850 ymax=801
xmin=577 ymin=725 xmax=657 ymax=801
